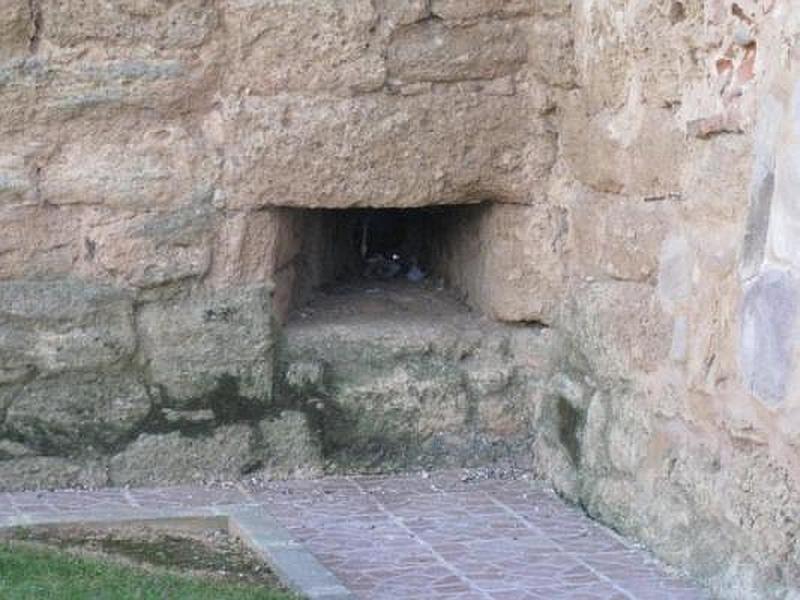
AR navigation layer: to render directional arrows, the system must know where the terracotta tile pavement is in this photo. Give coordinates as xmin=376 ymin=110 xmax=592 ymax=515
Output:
xmin=1 ymin=472 xmax=708 ymax=599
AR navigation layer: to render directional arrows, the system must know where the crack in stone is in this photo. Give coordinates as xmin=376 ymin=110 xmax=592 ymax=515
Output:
xmin=28 ymin=0 xmax=42 ymax=54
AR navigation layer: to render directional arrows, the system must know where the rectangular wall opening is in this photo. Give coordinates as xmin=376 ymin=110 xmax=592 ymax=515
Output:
xmin=273 ymin=203 xmax=491 ymax=322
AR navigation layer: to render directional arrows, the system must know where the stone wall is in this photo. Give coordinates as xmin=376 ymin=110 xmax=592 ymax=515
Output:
xmin=1 ymin=0 xmax=800 ymax=597
xmin=532 ymin=1 xmax=800 ymax=598
xmin=0 ymin=0 xmax=567 ymax=485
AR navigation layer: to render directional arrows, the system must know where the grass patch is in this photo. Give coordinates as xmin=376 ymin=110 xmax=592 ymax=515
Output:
xmin=0 ymin=541 xmax=298 ymax=600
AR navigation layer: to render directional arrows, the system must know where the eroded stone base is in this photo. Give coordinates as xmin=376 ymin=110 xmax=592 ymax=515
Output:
xmin=0 ymin=278 xmax=282 ymax=490
xmin=0 ymin=277 xmax=560 ymax=489
xmin=279 ymin=280 xmax=559 ymax=472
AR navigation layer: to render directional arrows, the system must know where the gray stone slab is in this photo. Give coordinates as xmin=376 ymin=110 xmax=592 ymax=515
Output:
xmin=740 ymin=268 xmax=798 ymax=406
xmin=229 ymin=505 xmax=355 ymax=600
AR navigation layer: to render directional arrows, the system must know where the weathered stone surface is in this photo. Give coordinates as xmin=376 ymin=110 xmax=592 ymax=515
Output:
xmin=41 ymin=0 xmax=218 ymax=49
xmin=431 ymin=0 xmax=536 ymax=21
xmin=525 ymin=17 xmax=576 ymax=88
xmin=739 ymin=269 xmax=798 ymax=407
xmin=766 ymin=109 xmax=800 ymax=271
xmin=78 ymin=205 xmax=215 ymax=289
xmin=161 ymin=408 xmax=215 ymax=425
xmin=437 ymin=203 xmax=564 ymax=323
xmin=387 ymin=21 xmax=528 ymax=84
xmin=657 ymin=235 xmax=694 ymax=313
xmin=0 ymin=152 xmax=34 ymax=205
xmin=0 ymin=457 xmax=107 ymax=492
xmin=108 ymin=424 xmax=255 ymax=486
xmin=138 ymin=285 xmax=273 ymax=405
xmin=209 ymin=208 xmax=306 ymax=288
xmin=480 ymin=204 xmax=565 ymax=323
xmin=0 ymin=439 xmax=35 ymax=459
xmin=0 ymin=2 xmax=798 ymax=597
xmin=525 ymin=5 xmax=800 ymax=598
xmin=564 ymin=281 xmax=672 ymax=378
xmin=741 ymin=166 xmax=774 ymax=279
xmin=284 ymin=361 xmax=327 ymax=398
xmin=225 ymin=0 xmax=383 ymax=96
xmin=41 ymin=126 xmax=217 ymax=211
xmin=0 ymin=279 xmax=136 ymax=376
xmin=0 ymin=385 xmax=14 ymax=426
xmin=741 ymin=94 xmax=784 ymax=279
xmin=0 ymin=57 xmax=217 ymax=134
xmin=283 ymin=291 xmax=557 ymax=470
xmin=4 ymin=373 xmax=151 ymax=452
xmin=0 ymin=0 xmax=31 ymax=62
xmin=0 ymin=206 xmax=81 ymax=280
xmin=561 ymin=96 xmax=685 ymax=196
xmin=374 ymin=0 xmax=429 ymax=26
xmin=569 ymin=194 xmax=668 ymax=283
xmin=257 ymin=412 xmax=323 ymax=476
xmin=222 ymin=93 xmax=555 ymax=209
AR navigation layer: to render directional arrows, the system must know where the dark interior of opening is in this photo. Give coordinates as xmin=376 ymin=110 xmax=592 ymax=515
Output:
xmin=280 ymin=204 xmax=489 ymax=318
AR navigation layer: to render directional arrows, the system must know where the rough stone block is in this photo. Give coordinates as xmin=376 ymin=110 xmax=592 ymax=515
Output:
xmin=444 ymin=203 xmax=565 ymax=323
xmin=271 ymin=263 xmax=298 ymax=325
xmin=0 ymin=279 xmax=136 ymax=376
xmin=387 ymin=21 xmax=527 ymax=84
xmin=41 ymin=0 xmax=218 ymax=49
xmin=535 ymin=0 xmax=572 ymax=17
xmin=374 ymin=0 xmax=430 ymax=26
xmin=0 ymin=0 xmax=31 ymax=62
xmin=0 ymin=385 xmax=13 ymax=424
xmin=569 ymin=194 xmax=669 ymax=283
xmin=79 ymin=205 xmax=215 ymax=289
xmin=4 ymin=373 xmax=151 ymax=452
xmin=225 ymin=0 xmax=383 ymax=96
xmin=209 ymin=208 xmax=305 ymax=288
xmin=431 ymin=0 xmax=535 ymax=20
xmin=284 ymin=361 xmax=327 ymax=397
xmin=474 ymin=366 xmax=536 ymax=438
xmin=283 ymin=310 xmax=550 ymax=470
xmin=741 ymin=166 xmax=774 ymax=280
xmin=0 ymin=457 xmax=107 ymax=492
xmin=740 ymin=269 xmax=798 ymax=407
xmin=680 ymin=135 xmax=751 ymax=223
xmin=161 ymin=408 xmax=215 ymax=426
xmin=507 ymin=327 xmax=562 ymax=372
xmin=108 ymin=425 xmax=256 ymax=486
xmin=565 ymin=281 xmax=672 ymax=377
xmin=657 ymin=235 xmax=694 ymax=314
xmin=258 ymin=412 xmax=323 ymax=475
xmin=0 ymin=439 xmax=35 ymax=459
xmin=223 ymin=94 xmax=554 ymax=209
xmin=0 ymin=152 xmax=33 ymax=205
xmin=0 ymin=57 xmax=216 ymax=134
xmin=767 ymin=137 xmax=800 ymax=270
xmin=0 ymin=206 xmax=81 ymax=280
xmin=526 ymin=18 xmax=576 ymax=88
xmin=41 ymin=126 xmax=217 ymax=211
xmin=561 ymin=94 xmax=684 ymax=196
xmin=138 ymin=285 xmax=274 ymax=406
xmin=0 ymin=330 xmax=36 ymax=385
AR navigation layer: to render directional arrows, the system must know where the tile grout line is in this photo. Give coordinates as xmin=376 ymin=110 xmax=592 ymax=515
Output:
xmin=350 ymin=478 xmax=496 ymax=600
xmin=487 ymin=494 xmax=638 ymax=600
xmin=0 ymin=501 xmax=353 ymax=600
xmin=2 ymin=492 xmax=19 ymax=515
xmin=122 ymin=488 xmax=140 ymax=508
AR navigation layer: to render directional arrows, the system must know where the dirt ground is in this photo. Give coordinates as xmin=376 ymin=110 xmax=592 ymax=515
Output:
xmin=4 ymin=523 xmax=285 ymax=590
xmin=290 ymin=279 xmax=478 ymax=327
